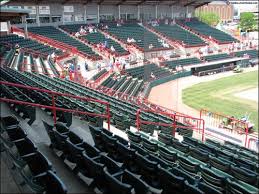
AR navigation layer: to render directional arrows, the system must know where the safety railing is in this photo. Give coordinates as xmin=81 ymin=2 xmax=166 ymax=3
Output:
xmin=0 ymin=81 xmax=111 ymax=130
xmin=136 ymin=108 xmax=205 ymax=139
xmin=200 ymin=109 xmax=257 ymax=148
xmin=247 ymin=134 xmax=259 ymax=152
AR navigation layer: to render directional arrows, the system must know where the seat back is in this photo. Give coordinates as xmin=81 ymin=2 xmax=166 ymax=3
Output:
xmin=104 ymin=167 xmax=132 ymax=194
xmin=6 ymin=126 xmax=27 ymax=141
xmin=100 ymin=153 xmax=121 ymax=174
xmin=158 ymin=165 xmax=185 ymax=194
xmin=200 ymin=165 xmax=225 ymax=190
xmin=42 ymin=120 xmax=55 ymax=142
xmin=158 ymin=145 xmax=177 ymax=164
xmin=231 ymin=165 xmax=258 ymax=185
xmin=182 ymin=136 xmax=198 ymax=147
xmin=158 ymin=132 xmax=172 ymax=145
xmin=209 ymin=156 xmax=231 ymax=173
xmin=22 ymin=151 xmax=52 ymax=176
xmin=44 ymin=171 xmax=67 ymax=194
xmin=142 ymin=137 xmax=158 ymax=153
xmin=14 ymin=137 xmax=37 ymax=156
xmin=172 ymin=140 xmax=189 ymax=154
xmin=124 ymin=169 xmax=150 ymax=194
xmin=1 ymin=115 xmax=19 ymax=129
xmin=127 ymin=130 xmax=141 ymax=145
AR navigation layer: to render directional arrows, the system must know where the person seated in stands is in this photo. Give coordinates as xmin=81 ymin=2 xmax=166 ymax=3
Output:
xmin=163 ymin=42 xmax=169 ymax=48
xmin=104 ymin=40 xmax=108 ymax=48
xmin=75 ymin=31 xmax=80 ymax=37
xmin=89 ymin=27 xmax=94 ymax=33
xmin=84 ymin=61 xmax=88 ymax=71
xmin=15 ymin=43 xmax=20 ymax=54
xmin=149 ymin=44 xmax=154 ymax=49
xmin=97 ymin=63 xmax=101 ymax=71
xmin=116 ymin=22 xmax=121 ymax=27
xmin=110 ymin=45 xmax=115 ymax=52
xmin=79 ymin=26 xmax=86 ymax=34
xmin=150 ymin=72 xmax=156 ymax=80
xmin=51 ymin=52 xmax=56 ymax=62
xmin=105 ymin=25 xmax=109 ymax=29
xmin=127 ymin=37 xmax=131 ymax=43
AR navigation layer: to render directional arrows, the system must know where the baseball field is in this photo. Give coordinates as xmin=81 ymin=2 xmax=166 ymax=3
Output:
xmin=182 ymin=70 xmax=258 ymax=131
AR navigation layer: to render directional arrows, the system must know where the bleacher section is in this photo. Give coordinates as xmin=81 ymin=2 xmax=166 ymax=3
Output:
xmin=91 ymin=69 xmax=108 ymax=81
xmin=59 ymin=24 xmax=86 ymax=34
xmin=1 ymin=67 xmax=258 ymax=194
xmin=1 ymin=68 xmax=185 ymax=132
xmin=106 ymin=23 xmax=169 ymax=51
xmin=182 ymin=19 xmax=237 ymax=43
xmin=233 ymin=49 xmax=258 ymax=59
xmin=0 ymin=116 xmax=67 ymax=194
xmin=152 ymin=24 xmax=205 ymax=47
xmin=100 ymin=73 xmax=144 ymax=97
xmin=1 ymin=47 xmax=60 ymax=77
xmin=125 ymin=130 xmax=258 ymax=193
xmin=81 ymin=32 xmax=128 ymax=55
xmin=126 ymin=63 xmax=171 ymax=79
xmin=203 ymin=53 xmax=231 ymax=62
xmin=0 ymin=34 xmax=62 ymax=56
xmin=162 ymin=57 xmax=202 ymax=69
xmin=27 ymin=26 xmax=100 ymax=58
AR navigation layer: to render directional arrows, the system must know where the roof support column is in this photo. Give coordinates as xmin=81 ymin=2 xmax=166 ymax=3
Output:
xmin=84 ymin=4 xmax=87 ymax=24
xmin=171 ymin=5 xmax=174 ymax=19
xmin=137 ymin=5 xmax=140 ymax=20
xmin=7 ymin=21 xmax=11 ymax=35
xmin=36 ymin=5 xmax=40 ymax=26
xmin=186 ymin=6 xmax=188 ymax=18
xmin=155 ymin=5 xmax=158 ymax=19
xmin=97 ymin=4 xmax=100 ymax=23
xmin=118 ymin=5 xmax=121 ymax=20
xmin=22 ymin=15 xmax=28 ymax=38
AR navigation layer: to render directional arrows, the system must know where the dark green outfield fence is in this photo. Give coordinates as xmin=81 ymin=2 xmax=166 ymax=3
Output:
xmin=144 ymin=71 xmax=192 ymax=97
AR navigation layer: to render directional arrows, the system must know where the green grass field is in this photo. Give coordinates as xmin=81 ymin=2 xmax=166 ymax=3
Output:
xmin=182 ymin=71 xmax=258 ymax=131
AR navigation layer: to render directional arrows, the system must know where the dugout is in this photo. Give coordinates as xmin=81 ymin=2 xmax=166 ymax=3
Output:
xmin=190 ymin=57 xmax=250 ymax=76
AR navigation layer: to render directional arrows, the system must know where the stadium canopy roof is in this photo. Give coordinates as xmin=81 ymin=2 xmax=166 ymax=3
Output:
xmin=0 ymin=6 xmax=30 ymax=22
xmin=5 ymin=0 xmax=228 ymax=8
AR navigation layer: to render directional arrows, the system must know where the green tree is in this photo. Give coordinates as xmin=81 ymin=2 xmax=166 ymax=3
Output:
xmin=195 ymin=11 xmax=220 ymax=26
xmin=239 ymin=12 xmax=256 ymax=32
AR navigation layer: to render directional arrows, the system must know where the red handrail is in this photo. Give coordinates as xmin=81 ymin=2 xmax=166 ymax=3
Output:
xmin=136 ymin=108 xmax=205 ymax=139
xmin=0 ymin=81 xmax=111 ymax=130
xmin=199 ymin=108 xmax=254 ymax=148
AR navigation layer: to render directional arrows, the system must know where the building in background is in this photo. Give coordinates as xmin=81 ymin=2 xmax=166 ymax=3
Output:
xmin=196 ymin=1 xmax=233 ymax=22
xmin=229 ymin=0 xmax=258 ymax=21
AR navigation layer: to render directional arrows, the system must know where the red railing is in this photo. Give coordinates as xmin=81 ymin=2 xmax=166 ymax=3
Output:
xmin=247 ymin=134 xmax=259 ymax=151
xmin=0 ymin=81 xmax=111 ymax=130
xmin=136 ymin=108 xmax=205 ymax=139
xmin=200 ymin=109 xmax=257 ymax=148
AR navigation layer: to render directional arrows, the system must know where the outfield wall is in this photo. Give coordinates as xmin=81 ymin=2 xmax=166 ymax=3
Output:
xmin=144 ymin=71 xmax=192 ymax=97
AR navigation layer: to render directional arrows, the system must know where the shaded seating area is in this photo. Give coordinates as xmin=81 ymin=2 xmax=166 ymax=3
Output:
xmin=81 ymin=32 xmax=128 ymax=55
xmin=0 ymin=34 xmax=62 ymax=56
xmin=161 ymin=57 xmax=202 ymax=69
xmin=125 ymin=63 xmax=171 ymax=80
xmin=152 ymin=24 xmax=205 ymax=47
xmin=203 ymin=53 xmax=231 ymax=62
xmin=99 ymin=74 xmax=144 ymax=98
xmin=182 ymin=19 xmax=237 ymax=44
xmin=232 ymin=49 xmax=258 ymax=59
xmin=106 ymin=23 xmax=169 ymax=51
xmin=27 ymin=26 xmax=100 ymax=59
